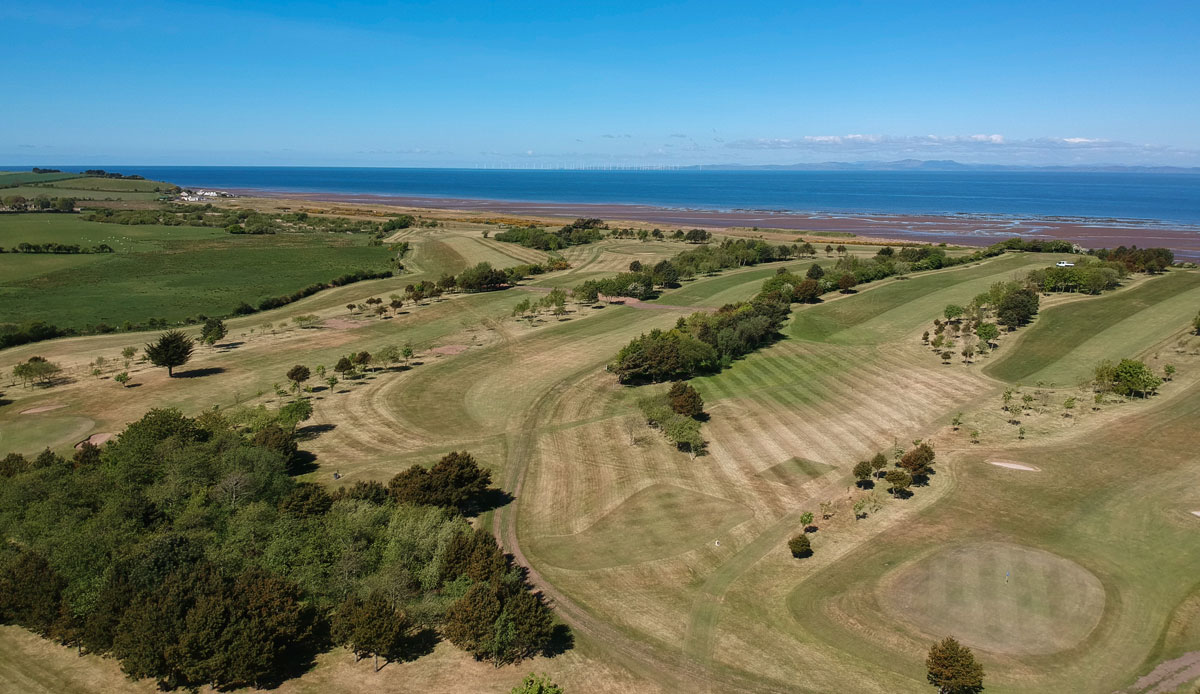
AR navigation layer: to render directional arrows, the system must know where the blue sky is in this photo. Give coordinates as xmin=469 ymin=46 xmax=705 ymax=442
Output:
xmin=3 ymin=1 xmax=1199 ymax=167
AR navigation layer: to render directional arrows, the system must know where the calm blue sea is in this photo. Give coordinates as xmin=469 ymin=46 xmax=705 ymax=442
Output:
xmin=26 ymin=166 xmax=1200 ymax=224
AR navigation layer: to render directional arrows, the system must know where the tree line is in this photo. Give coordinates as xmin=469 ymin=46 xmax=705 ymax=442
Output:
xmin=0 ymin=241 xmax=113 ymax=254
xmin=0 ymin=409 xmax=563 ymax=690
xmin=84 ymin=204 xmax=407 ymax=237
xmin=1 ymin=195 xmax=77 ymax=212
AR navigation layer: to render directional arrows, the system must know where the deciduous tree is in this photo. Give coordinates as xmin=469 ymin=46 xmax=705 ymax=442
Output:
xmin=926 ymin=637 xmax=984 ymax=694
xmin=200 ymin=318 xmax=227 ymax=347
xmin=788 ymin=534 xmax=812 ymax=558
xmin=286 ymin=365 xmax=311 ymax=391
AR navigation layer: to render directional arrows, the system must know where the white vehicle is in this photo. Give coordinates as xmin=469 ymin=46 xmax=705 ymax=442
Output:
xmin=1055 ymin=261 xmax=1075 ymax=267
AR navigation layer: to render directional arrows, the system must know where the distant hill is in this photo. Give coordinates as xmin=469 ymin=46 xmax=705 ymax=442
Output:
xmin=685 ymin=159 xmax=1200 ymax=174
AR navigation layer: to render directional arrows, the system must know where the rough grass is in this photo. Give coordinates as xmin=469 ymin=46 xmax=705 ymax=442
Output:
xmin=529 ymin=483 xmax=752 ymax=570
xmin=788 ymin=252 xmax=1063 ymax=344
xmin=985 ymin=270 xmax=1200 ymax=385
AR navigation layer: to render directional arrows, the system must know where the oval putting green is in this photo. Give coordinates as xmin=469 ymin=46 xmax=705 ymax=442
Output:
xmin=877 ymin=542 xmax=1105 ymax=655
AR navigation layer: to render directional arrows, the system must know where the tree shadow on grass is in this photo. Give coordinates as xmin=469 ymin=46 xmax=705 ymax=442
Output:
xmin=295 ymin=423 xmax=336 ymax=441
xmin=542 ymin=624 xmax=574 ymax=657
xmin=288 ymin=451 xmax=319 ymax=476
xmin=463 ymin=488 xmax=515 ymax=518
xmin=173 ymin=367 xmax=226 ymax=379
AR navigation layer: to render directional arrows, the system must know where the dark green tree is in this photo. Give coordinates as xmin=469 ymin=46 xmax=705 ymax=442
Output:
xmin=788 ymin=534 xmax=812 ymax=558
xmin=853 ymin=460 xmax=873 ymax=485
xmin=145 ymin=330 xmax=194 ymax=377
xmin=280 ymin=482 xmax=333 ymax=517
xmin=200 ymin=318 xmax=227 ymax=346
xmin=443 ymin=582 xmax=502 ymax=658
xmin=331 ymin=594 xmax=415 ymax=671
xmin=286 ymin=364 xmax=311 ymax=390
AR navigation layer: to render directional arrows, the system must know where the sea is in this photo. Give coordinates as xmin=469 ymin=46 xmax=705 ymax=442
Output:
xmin=22 ymin=166 xmax=1200 ymax=225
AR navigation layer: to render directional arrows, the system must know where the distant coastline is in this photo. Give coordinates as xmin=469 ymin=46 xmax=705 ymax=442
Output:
xmin=231 ymin=187 xmax=1200 ymax=261
xmin=6 ymin=165 xmax=1199 ymax=258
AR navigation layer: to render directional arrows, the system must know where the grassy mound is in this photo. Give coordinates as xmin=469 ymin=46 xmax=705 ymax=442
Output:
xmin=528 ymin=483 xmax=751 ymax=570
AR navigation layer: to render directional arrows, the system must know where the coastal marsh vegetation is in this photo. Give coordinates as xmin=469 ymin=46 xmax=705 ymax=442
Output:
xmin=3 ymin=196 xmax=1200 ymax=694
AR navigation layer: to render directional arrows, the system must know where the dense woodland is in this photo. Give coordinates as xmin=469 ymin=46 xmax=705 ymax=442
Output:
xmin=0 ymin=409 xmax=561 ymax=690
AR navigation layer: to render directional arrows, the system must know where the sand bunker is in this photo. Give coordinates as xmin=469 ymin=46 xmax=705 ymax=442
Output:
xmin=988 ymin=460 xmax=1041 ymax=472
xmin=1192 ymin=511 xmax=1200 ymax=519
xmin=20 ymin=403 xmax=65 ymax=414
xmin=75 ymin=432 xmax=114 ymax=450
xmin=430 ymin=344 xmax=468 ymax=355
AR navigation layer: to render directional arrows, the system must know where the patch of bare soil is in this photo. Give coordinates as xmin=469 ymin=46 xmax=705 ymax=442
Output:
xmin=598 ymin=294 xmax=694 ymax=311
xmin=322 ymin=318 xmax=360 ymax=330
xmin=987 ymin=459 xmax=1041 ymax=471
xmin=75 ymin=432 xmax=114 ymax=450
xmin=20 ymin=404 xmax=65 ymax=414
xmin=1118 ymin=650 xmax=1200 ymax=693
xmin=430 ymin=344 xmax=469 ymax=356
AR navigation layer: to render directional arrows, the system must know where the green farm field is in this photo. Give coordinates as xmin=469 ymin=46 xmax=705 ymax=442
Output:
xmin=0 ymin=213 xmax=395 ymax=329
xmin=3 ymin=206 xmax=1200 ymax=694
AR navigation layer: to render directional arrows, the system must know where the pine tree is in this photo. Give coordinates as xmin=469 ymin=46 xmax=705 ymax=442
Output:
xmin=144 ymin=330 xmax=194 ymax=377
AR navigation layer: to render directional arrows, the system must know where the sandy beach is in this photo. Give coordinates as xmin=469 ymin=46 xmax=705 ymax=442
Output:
xmin=228 ymin=188 xmax=1200 ymax=260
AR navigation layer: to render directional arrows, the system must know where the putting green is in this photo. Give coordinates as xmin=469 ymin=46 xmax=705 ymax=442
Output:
xmin=528 ymin=483 xmax=752 ymax=570
xmin=877 ymin=541 xmax=1105 ymax=655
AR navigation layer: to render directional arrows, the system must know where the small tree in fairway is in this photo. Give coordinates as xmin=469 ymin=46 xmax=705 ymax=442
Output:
xmin=885 ymin=469 xmax=912 ymax=497
xmin=926 ymin=636 xmax=984 ymax=694
xmin=144 ymin=330 xmax=194 ymax=376
xmin=286 ymin=365 xmax=311 ymax=391
xmin=200 ymin=318 xmax=227 ymax=346
xmin=853 ymin=460 xmax=873 ymax=486
xmin=788 ymin=534 xmax=812 ymax=558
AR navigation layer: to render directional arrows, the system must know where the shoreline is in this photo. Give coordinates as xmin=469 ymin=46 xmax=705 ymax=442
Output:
xmin=224 ymin=187 xmax=1200 ymax=260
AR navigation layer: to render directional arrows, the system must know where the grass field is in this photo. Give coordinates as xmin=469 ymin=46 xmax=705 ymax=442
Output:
xmin=0 ymin=171 xmax=85 ymax=187
xmin=1 ymin=174 xmax=174 ymax=201
xmin=985 ymin=269 xmax=1200 ymax=385
xmin=3 ymin=203 xmax=1200 ymax=694
xmin=0 ymin=214 xmax=395 ymax=328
